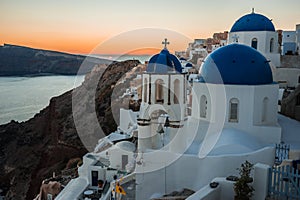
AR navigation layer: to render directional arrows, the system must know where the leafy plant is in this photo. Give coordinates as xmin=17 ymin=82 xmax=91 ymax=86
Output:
xmin=234 ymin=160 xmax=254 ymax=200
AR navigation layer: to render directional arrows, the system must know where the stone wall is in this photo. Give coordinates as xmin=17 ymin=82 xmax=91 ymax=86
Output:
xmin=280 ymin=55 xmax=300 ymax=68
xmin=281 ymin=85 xmax=300 ymax=121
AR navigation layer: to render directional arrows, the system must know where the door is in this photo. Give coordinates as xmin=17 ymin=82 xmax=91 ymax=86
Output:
xmin=91 ymin=171 xmax=98 ymax=186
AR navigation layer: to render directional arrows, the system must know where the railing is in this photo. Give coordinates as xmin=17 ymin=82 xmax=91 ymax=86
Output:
xmin=275 ymin=143 xmax=290 ymax=165
xmin=268 ymin=165 xmax=300 ymax=199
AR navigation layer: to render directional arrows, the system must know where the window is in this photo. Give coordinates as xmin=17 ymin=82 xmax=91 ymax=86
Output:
xmin=200 ymin=95 xmax=207 ymax=118
xmin=229 ymin=98 xmax=239 ymax=122
xmin=298 ymin=76 xmax=300 ymax=84
xmin=270 ymin=38 xmax=274 ymax=53
xmin=173 ymin=79 xmax=180 ymax=104
xmin=251 ymin=38 xmax=258 ymax=49
xmin=262 ymin=97 xmax=269 ymax=122
xmin=155 ymin=79 xmax=164 ymax=104
xmin=143 ymin=78 xmax=147 ymax=102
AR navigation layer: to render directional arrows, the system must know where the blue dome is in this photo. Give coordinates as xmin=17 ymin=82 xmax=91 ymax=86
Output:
xmin=185 ymin=63 xmax=193 ymax=68
xmin=147 ymin=49 xmax=182 ymax=73
xmin=200 ymin=44 xmax=273 ymax=85
xmin=230 ymin=13 xmax=275 ymax=32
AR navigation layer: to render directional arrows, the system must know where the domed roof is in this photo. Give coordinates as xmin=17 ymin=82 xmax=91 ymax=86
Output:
xmin=230 ymin=12 xmax=275 ymax=32
xmin=185 ymin=63 xmax=193 ymax=68
xmin=147 ymin=48 xmax=182 ymax=73
xmin=115 ymin=141 xmax=136 ymax=152
xmin=200 ymin=44 xmax=273 ymax=85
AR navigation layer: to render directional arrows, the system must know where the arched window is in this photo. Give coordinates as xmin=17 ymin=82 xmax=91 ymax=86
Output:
xmin=143 ymin=78 xmax=147 ymax=103
xmin=173 ymin=79 xmax=180 ymax=104
xmin=270 ymin=38 xmax=274 ymax=53
xmin=229 ymin=98 xmax=239 ymax=122
xmin=251 ymin=38 xmax=258 ymax=49
xmin=200 ymin=95 xmax=207 ymax=118
xmin=262 ymin=97 xmax=269 ymax=122
xmin=155 ymin=79 xmax=164 ymax=104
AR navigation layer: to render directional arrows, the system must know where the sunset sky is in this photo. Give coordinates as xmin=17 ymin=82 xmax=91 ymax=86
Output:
xmin=1 ymin=0 xmax=300 ymax=55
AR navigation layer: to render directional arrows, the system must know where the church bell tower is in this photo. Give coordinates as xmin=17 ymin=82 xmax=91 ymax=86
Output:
xmin=137 ymin=39 xmax=187 ymax=152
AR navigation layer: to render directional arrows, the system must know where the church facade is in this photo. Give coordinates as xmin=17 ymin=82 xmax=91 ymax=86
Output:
xmin=227 ymin=9 xmax=281 ymax=67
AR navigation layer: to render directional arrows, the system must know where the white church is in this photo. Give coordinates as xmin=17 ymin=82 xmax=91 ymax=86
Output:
xmin=227 ymin=9 xmax=281 ymax=67
xmin=55 ymin=11 xmax=300 ymax=200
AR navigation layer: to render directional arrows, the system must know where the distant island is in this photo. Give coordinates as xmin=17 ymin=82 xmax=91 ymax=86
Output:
xmin=0 ymin=44 xmax=112 ymax=76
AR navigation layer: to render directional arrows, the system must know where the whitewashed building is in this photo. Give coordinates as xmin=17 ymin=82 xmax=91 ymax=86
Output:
xmin=56 ymin=13 xmax=300 ymax=200
xmin=227 ymin=9 xmax=281 ymax=67
xmin=282 ymin=31 xmax=297 ymax=55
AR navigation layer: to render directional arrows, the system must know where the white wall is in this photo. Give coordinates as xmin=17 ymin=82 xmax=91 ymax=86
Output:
xmin=78 ymin=154 xmax=98 ymax=182
xmin=228 ymin=31 xmax=278 ymax=53
xmin=192 ymin=83 xmax=281 ymax=144
xmin=187 ymin=163 xmax=271 ymax=200
xmin=88 ymin=166 xmax=106 ymax=185
xmin=187 ymin=184 xmax=221 ymax=200
xmin=135 ymin=147 xmax=275 ymax=199
xmin=187 ymin=177 xmax=234 ymax=200
xmin=282 ymin=31 xmax=296 ymax=43
xmin=282 ymin=31 xmax=297 ymax=55
xmin=252 ymin=163 xmax=270 ymax=200
xmin=119 ymin=109 xmax=137 ymax=132
xmin=107 ymin=146 xmax=134 ymax=170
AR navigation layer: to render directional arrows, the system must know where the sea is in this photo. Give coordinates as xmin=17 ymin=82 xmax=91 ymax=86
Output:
xmin=94 ymin=54 xmax=151 ymax=64
xmin=0 ymin=75 xmax=85 ymax=125
xmin=0 ymin=55 xmax=151 ymax=125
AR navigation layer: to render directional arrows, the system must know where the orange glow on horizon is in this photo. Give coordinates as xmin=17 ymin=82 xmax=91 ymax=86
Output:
xmin=1 ymin=1 xmax=299 ymax=55
xmin=108 ymin=48 xmax=161 ymax=56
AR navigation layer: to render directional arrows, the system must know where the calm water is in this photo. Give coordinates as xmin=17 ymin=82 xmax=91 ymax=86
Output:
xmin=97 ymin=54 xmax=151 ymax=64
xmin=0 ymin=76 xmax=84 ymax=125
xmin=0 ymin=55 xmax=148 ymax=125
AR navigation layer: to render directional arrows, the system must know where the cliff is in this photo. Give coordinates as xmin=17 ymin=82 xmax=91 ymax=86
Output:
xmin=0 ymin=44 xmax=111 ymax=76
xmin=281 ymin=85 xmax=300 ymax=121
xmin=0 ymin=59 xmax=141 ymax=200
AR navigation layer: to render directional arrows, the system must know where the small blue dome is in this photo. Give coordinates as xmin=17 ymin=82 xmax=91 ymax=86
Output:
xmin=147 ymin=49 xmax=182 ymax=73
xmin=185 ymin=63 xmax=193 ymax=68
xmin=230 ymin=13 xmax=275 ymax=32
xmin=200 ymin=44 xmax=273 ymax=85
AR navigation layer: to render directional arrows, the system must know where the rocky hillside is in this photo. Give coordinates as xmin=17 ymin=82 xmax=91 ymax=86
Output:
xmin=0 ymin=44 xmax=111 ymax=76
xmin=281 ymin=85 xmax=300 ymax=121
xmin=0 ymin=59 xmax=140 ymax=200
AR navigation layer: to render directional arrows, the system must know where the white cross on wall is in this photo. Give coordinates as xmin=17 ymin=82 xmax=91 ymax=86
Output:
xmin=232 ymin=34 xmax=239 ymax=43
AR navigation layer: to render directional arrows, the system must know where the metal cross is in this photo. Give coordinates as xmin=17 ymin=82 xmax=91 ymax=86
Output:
xmin=162 ymin=38 xmax=170 ymax=49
